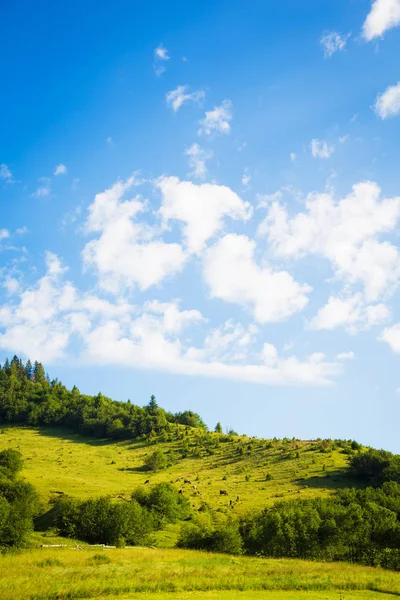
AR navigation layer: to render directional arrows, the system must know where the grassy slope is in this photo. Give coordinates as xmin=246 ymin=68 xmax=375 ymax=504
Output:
xmin=0 ymin=425 xmax=359 ymax=515
xmin=0 ymin=546 xmax=399 ymax=600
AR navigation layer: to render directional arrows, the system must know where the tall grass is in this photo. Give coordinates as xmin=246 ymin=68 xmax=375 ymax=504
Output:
xmin=0 ymin=547 xmax=399 ymax=600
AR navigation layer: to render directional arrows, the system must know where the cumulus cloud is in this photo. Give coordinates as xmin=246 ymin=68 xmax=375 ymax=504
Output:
xmin=0 ymin=164 xmax=13 ymax=182
xmin=203 ymin=234 xmax=311 ymax=323
xmin=320 ymin=31 xmax=351 ymax=57
xmin=262 ymin=181 xmax=400 ymax=301
xmin=0 ymin=253 xmax=74 ymax=362
xmin=54 ymin=164 xmax=67 ymax=176
xmin=82 ymin=176 xmax=186 ymax=293
xmin=157 ymin=177 xmax=252 ymax=255
xmin=375 ymin=82 xmax=400 ymax=119
xmin=311 ymin=139 xmax=335 ymax=159
xmin=380 ymin=323 xmax=400 ymax=352
xmin=198 ymin=100 xmax=232 ymax=136
xmin=362 ymin=0 xmax=400 ymax=40
xmin=311 ymin=294 xmax=390 ymax=333
xmin=166 ymin=85 xmax=205 ymax=112
xmin=185 ymin=143 xmax=213 ymax=178
xmin=0 ymin=255 xmax=341 ymax=386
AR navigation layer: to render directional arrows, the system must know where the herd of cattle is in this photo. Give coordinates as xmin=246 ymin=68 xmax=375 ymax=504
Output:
xmin=143 ymin=478 xmax=240 ymax=507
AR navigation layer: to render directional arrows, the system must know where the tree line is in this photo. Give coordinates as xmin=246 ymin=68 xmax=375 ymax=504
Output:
xmin=0 ymin=356 xmax=206 ymax=440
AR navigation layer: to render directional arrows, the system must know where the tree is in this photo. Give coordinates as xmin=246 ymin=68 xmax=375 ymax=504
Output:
xmin=0 ymin=449 xmax=23 ymax=478
xmin=215 ymin=422 xmax=223 ymax=433
xmin=144 ymin=450 xmax=167 ymax=472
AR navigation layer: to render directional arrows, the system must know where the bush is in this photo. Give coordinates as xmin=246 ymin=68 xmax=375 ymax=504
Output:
xmin=144 ymin=450 xmax=167 ymax=472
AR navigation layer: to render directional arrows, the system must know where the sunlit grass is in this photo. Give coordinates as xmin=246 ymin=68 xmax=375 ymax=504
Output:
xmin=0 ymin=546 xmax=399 ymax=600
xmin=0 ymin=425 xmax=356 ymax=517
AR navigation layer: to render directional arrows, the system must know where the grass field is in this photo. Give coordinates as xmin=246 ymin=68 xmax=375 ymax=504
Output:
xmin=1 ymin=546 xmax=400 ymax=600
xmin=0 ymin=425 xmax=358 ymax=517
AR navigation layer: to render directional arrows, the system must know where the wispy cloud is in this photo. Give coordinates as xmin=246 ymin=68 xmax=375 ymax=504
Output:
xmin=185 ymin=143 xmax=213 ymax=178
xmin=198 ymin=100 xmax=232 ymax=136
xmin=153 ymin=44 xmax=170 ymax=76
xmin=311 ymin=139 xmax=335 ymax=159
xmin=320 ymin=31 xmax=351 ymax=58
xmin=54 ymin=163 xmax=67 ymax=176
xmin=166 ymin=85 xmax=205 ymax=112
xmin=0 ymin=164 xmax=13 ymax=183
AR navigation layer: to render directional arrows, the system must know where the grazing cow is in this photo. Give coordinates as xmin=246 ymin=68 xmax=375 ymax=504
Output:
xmin=178 ymin=489 xmax=183 ymax=494
xmin=236 ymin=495 xmax=240 ymax=502
xmin=144 ymin=480 xmax=150 ymax=484
xmin=228 ymin=499 xmax=233 ymax=506
xmin=184 ymin=479 xmax=192 ymax=484
xmin=198 ymin=491 xmax=202 ymax=496
xmin=220 ymin=490 xmax=228 ymax=496
xmin=192 ymin=485 xmax=197 ymax=490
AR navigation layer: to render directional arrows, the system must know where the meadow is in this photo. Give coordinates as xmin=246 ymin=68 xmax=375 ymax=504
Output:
xmin=0 ymin=546 xmax=399 ymax=600
xmin=0 ymin=425 xmax=357 ymax=518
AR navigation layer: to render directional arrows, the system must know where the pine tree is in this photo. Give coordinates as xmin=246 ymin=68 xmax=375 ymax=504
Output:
xmin=215 ymin=422 xmax=223 ymax=433
xmin=25 ymin=360 xmax=33 ymax=380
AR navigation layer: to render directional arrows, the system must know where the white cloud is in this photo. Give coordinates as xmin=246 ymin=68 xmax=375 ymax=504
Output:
xmin=311 ymin=139 xmax=335 ymax=159
xmin=320 ymin=31 xmax=351 ymax=57
xmin=153 ymin=44 xmax=170 ymax=75
xmin=157 ymin=176 xmax=252 ymax=255
xmin=54 ymin=164 xmax=67 ymax=176
xmin=166 ymin=85 xmax=205 ymax=112
xmin=154 ymin=44 xmax=169 ymax=60
xmin=203 ymin=234 xmax=311 ymax=323
xmin=362 ymin=0 xmax=400 ymax=40
xmin=242 ymin=170 xmax=251 ymax=187
xmin=185 ymin=143 xmax=213 ymax=178
xmin=337 ymin=351 xmax=355 ymax=360
xmin=16 ymin=226 xmax=28 ymax=235
xmin=311 ymin=294 xmax=390 ymax=333
xmin=0 ymin=164 xmax=13 ymax=182
xmin=262 ymin=181 xmax=400 ymax=301
xmin=186 ymin=320 xmax=258 ymax=363
xmin=2 ymin=277 xmax=20 ymax=295
xmin=0 ymin=254 xmax=342 ymax=386
xmin=82 ymin=176 xmax=186 ymax=293
xmin=380 ymin=323 xmax=400 ymax=352
xmin=198 ymin=100 xmax=232 ymax=136
xmin=0 ymin=253 xmax=74 ymax=362
xmin=375 ymin=81 xmax=400 ymax=119
xmin=290 ymin=153 xmax=296 ymax=162
xmin=0 ymin=229 xmax=9 ymax=242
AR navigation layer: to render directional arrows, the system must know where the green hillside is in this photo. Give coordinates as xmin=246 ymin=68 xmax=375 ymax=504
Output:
xmin=0 ymin=425 xmax=357 ymax=515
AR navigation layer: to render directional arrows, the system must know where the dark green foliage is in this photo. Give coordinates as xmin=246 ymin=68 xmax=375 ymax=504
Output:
xmin=0 ymin=450 xmax=38 ymax=548
xmin=349 ymin=448 xmax=400 ymax=486
xmin=144 ymin=450 xmax=168 ymax=472
xmin=239 ymin=482 xmax=400 ymax=568
xmin=132 ymin=482 xmax=191 ymax=526
xmin=214 ymin=422 xmax=223 ymax=433
xmin=178 ymin=517 xmax=242 ymax=555
xmin=57 ymin=483 xmax=191 ymax=545
xmin=56 ymin=496 xmax=154 ymax=546
xmin=0 ymin=449 xmax=23 ymax=478
xmin=0 ymin=356 xmax=205 ymax=442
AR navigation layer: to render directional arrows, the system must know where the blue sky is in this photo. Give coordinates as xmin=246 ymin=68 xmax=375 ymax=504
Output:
xmin=1 ymin=0 xmax=400 ymax=450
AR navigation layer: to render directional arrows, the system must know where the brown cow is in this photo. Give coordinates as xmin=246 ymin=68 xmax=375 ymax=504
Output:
xmin=236 ymin=495 xmax=240 ymax=502
xmin=144 ymin=480 xmax=150 ymax=484
xmin=184 ymin=479 xmax=192 ymax=484
xmin=178 ymin=489 xmax=183 ymax=494
xmin=220 ymin=490 xmax=228 ymax=496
